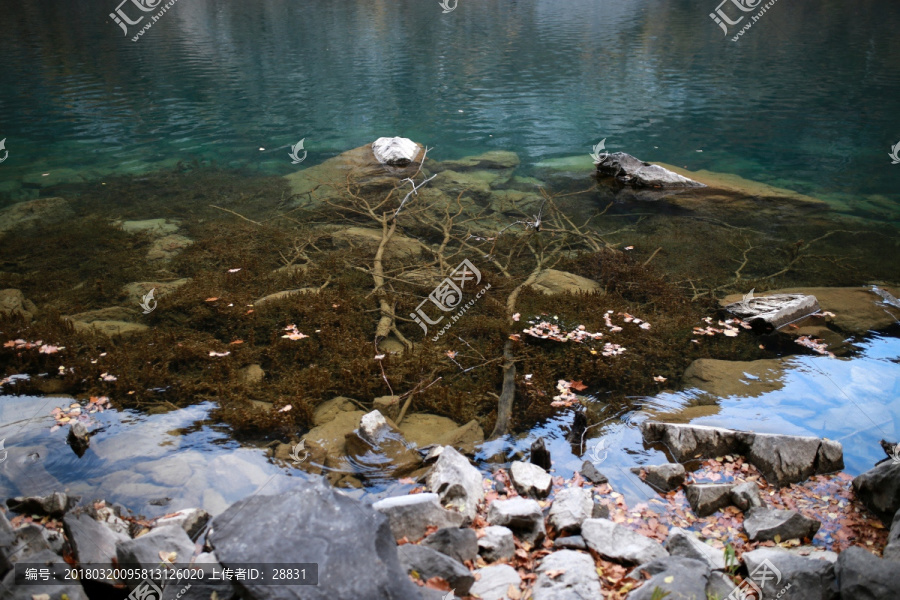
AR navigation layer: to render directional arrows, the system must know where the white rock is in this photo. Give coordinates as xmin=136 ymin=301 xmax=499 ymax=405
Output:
xmin=509 ymin=461 xmax=552 ymax=499
xmin=548 ymin=487 xmax=593 ymax=533
xmin=372 ymin=137 xmax=421 ymax=166
xmin=426 ymin=446 xmax=484 ymax=521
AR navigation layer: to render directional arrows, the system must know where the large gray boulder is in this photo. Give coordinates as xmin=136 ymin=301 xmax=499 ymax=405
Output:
xmin=596 ymin=153 xmax=706 ymax=188
xmin=626 ymin=556 xmax=710 ymax=600
xmin=509 ymin=461 xmax=552 ymax=499
xmin=486 ymin=498 xmax=546 ymax=544
xmin=834 ymin=546 xmax=900 ymax=599
xmin=397 ymin=544 xmax=475 ymax=595
xmin=852 ymin=460 xmax=900 ymax=524
xmin=0 ymin=549 xmax=88 ymax=600
xmin=116 ymin=525 xmax=195 ymax=588
xmin=548 ymin=487 xmax=593 ymax=533
xmin=373 ymin=493 xmax=464 ymax=541
xmin=533 ymin=550 xmax=602 ymax=600
xmin=743 ymin=508 xmax=821 ymax=542
xmin=208 ymin=480 xmax=422 ymax=600
xmin=664 ymin=527 xmax=725 ymax=570
xmin=741 ymin=547 xmax=837 ymax=600
xmin=640 ymin=422 xmax=843 ymax=487
xmin=581 ymin=518 xmax=668 ymax=565
xmin=426 ymin=446 xmax=484 ymax=522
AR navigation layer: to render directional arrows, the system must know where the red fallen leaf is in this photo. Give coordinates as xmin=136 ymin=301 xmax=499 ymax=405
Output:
xmin=205 ymin=297 xmax=219 ymax=302
xmin=230 ymin=339 xmax=244 ymax=345
xmin=423 ymin=577 xmax=451 ymax=591
xmin=398 ymin=477 xmax=416 ymax=485
xmin=509 ymin=334 xmax=521 ymax=341
xmin=396 ymin=536 xmax=411 ymax=545
xmin=569 ymin=380 xmax=588 ymax=391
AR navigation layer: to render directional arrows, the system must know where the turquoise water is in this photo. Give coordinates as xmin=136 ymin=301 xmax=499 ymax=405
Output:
xmin=1 ymin=0 xmax=899 ymax=217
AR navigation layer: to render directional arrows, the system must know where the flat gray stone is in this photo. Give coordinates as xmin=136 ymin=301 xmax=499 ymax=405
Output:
xmin=596 ymin=152 xmax=706 ymax=189
xmin=116 ymin=525 xmax=195 ymax=588
xmin=731 ymin=481 xmax=766 ymax=512
xmin=63 ymin=511 xmax=130 ymax=566
xmin=553 ymin=535 xmax=587 ymax=550
xmin=743 ymin=508 xmax=821 ymax=542
xmin=724 ymin=292 xmax=820 ymax=329
xmin=664 ymin=527 xmax=725 ymax=570
xmin=581 ymin=518 xmax=668 ymax=565
xmin=579 ymin=461 xmax=608 ymax=484
xmin=685 ymin=483 xmax=735 ymax=517
xmin=373 ymin=493 xmax=465 ymax=541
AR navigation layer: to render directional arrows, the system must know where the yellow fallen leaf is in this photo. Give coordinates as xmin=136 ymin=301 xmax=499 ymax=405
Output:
xmin=664 ymin=575 xmax=674 ymax=583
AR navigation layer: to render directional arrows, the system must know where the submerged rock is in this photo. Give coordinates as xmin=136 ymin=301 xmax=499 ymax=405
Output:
xmin=682 ymin=357 xmax=787 ymax=399
xmin=529 ymin=269 xmax=602 ymax=296
xmin=122 ymin=279 xmax=191 ymax=305
xmin=596 ymin=152 xmax=706 ymax=189
xmin=146 ymin=233 xmax=193 ymax=262
xmin=0 ymin=197 xmax=73 ymax=237
xmin=0 ymin=289 xmax=38 ymax=321
xmin=254 ymin=287 xmax=318 ymax=305
xmin=345 ymin=410 xmax=423 ymax=480
xmin=330 ymin=225 xmax=422 ymax=258
xmin=120 ymin=218 xmax=180 ymax=236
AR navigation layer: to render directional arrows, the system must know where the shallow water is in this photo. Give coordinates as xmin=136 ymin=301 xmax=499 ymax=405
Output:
xmin=1 ymin=0 xmax=900 ymax=517
xmin=1 ymin=0 xmax=899 ymax=219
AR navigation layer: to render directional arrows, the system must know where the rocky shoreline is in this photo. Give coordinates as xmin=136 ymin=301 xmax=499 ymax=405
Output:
xmin=3 ymin=421 xmax=899 ymax=600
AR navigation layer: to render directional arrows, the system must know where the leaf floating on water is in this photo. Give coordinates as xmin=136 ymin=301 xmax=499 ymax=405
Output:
xmin=227 ymin=268 xmax=241 ymax=273
xmin=512 ymin=313 xmax=521 ymax=321
xmin=99 ymin=373 xmax=117 ymax=382
xmin=205 ymin=297 xmax=219 ymax=302
xmin=282 ymin=324 xmax=309 ymax=340
xmin=279 ymin=404 xmax=292 ymax=412
xmin=653 ymin=375 xmax=667 ymax=383
xmin=209 ymin=351 xmax=231 ymax=357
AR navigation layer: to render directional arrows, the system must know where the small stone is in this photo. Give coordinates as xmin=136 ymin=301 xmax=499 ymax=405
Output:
xmin=580 ymin=460 xmax=608 ymax=484
xmin=67 ymin=421 xmax=91 ymax=457
xmin=153 ymin=508 xmax=209 ymax=539
xmin=581 ymin=518 xmax=668 ymax=565
xmin=372 ymin=493 xmax=464 ymax=541
xmin=477 ymin=526 xmax=515 ymax=562
xmin=509 ymin=461 xmax=552 ymax=499
xmin=397 ymin=544 xmax=474 ymax=595
xmin=632 ymin=463 xmax=685 ymax=492
xmin=592 ymin=501 xmax=610 ymax=519
xmin=533 ymin=550 xmax=602 ymax=600
xmin=470 ymin=564 xmax=521 ymax=600
xmin=372 ymin=137 xmax=421 ymax=166
xmin=421 ymin=527 xmax=477 ymax=564
xmin=548 ymin=487 xmax=592 ymax=533
xmin=743 ymin=507 xmax=821 ymax=542
xmin=487 ymin=498 xmax=546 ymax=544
xmin=664 ymin=527 xmax=725 ymax=570
xmin=730 ymin=481 xmax=765 ymax=512
xmin=553 ymin=535 xmax=587 ymax=550
xmin=530 ymin=437 xmax=552 ymax=471
xmin=426 ymin=446 xmax=485 ymax=522
xmin=685 ymin=483 xmax=735 ymax=517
